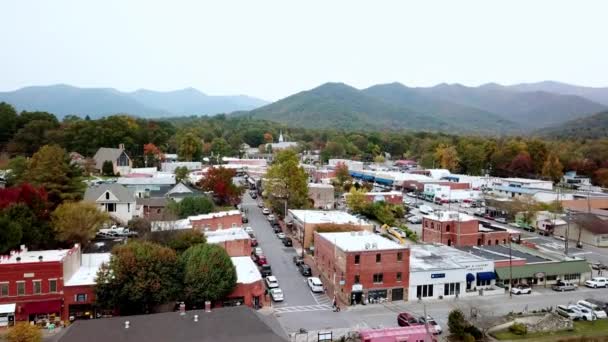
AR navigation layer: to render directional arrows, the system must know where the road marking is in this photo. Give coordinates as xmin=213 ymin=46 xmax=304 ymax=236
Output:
xmin=274 ymin=304 xmax=332 ymax=314
xmin=310 ymin=291 xmax=332 ymax=306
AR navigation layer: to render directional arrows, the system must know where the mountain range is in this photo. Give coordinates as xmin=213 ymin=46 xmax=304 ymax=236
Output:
xmin=242 ymin=81 xmax=608 ymax=134
xmin=535 ymin=111 xmax=608 ymax=139
xmin=0 ymin=84 xmax=268 ymax=118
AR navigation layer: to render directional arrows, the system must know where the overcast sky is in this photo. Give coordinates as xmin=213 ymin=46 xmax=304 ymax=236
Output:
xmin=1 ymin=1 xmax=607 ymax=101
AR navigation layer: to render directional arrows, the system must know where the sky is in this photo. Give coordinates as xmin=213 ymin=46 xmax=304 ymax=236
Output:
xmin=1 ymin=0 xmax=607 ymax=101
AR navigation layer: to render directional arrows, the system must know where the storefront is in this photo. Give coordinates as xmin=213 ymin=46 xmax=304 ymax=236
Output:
xmin=20 ymin=299 xmax=62 ymax=325
xmin=0 ymin=303 xmax=15 ymax=327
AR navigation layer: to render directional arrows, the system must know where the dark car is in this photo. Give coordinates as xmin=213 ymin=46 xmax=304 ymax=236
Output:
xmin=271 ymin=221 xmax=281 ymax=228
xmin=283 ymin=237 xmax=293 ymax=246
xmin=260 ymin=265 xmax=272 ymax=277
xmin=299 ymin=263 xmax=312 ymax=276
xmin=242 ymin=215 xmax=249 ymax=223
xmin=273 ymin=226 xmax=282 ymax=234
xmin=293 ymin=256 xmax=304 ymax=266
xmin=250 ymin=238 xmax=258 ymax=247
xmin=397 ymin=312 xmax=422 ymax=327
xmin=251 ymin=193 xmax=257 ymax=199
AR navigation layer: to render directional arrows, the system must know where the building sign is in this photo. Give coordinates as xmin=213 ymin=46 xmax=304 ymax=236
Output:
xmin=352 ymin=284 xmax=363 ymax=292
xmin=535 ymin=272 xmax=545 ymax=279
xmin=464 ymin=263 xmax=492 ymax=272
xmin=431 ymin=273 xmax=445 ymax=279
xmin=23 ymin=273 xmax=34 ymax=278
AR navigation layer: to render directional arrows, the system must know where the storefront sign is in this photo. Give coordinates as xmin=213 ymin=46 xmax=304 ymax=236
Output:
xmin=431 ymin=273 xmax=445 ymax=279
xmin=23 ymin=273 xmax=34 ymax=278
xmin=535 ymin=272 xmax=545 ymax=279
xmin=352 ymin=284 xmax=363 ymax=292
xmin=339 ymin=280 xmax=345 ymax=286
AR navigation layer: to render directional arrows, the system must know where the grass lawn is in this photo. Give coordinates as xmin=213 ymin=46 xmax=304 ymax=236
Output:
xmin=492 ymin=319 xmax=608 ymax=341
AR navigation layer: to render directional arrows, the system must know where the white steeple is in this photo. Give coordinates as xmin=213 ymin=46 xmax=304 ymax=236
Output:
xmin=278 ymin=130 xmax=284 ymax=143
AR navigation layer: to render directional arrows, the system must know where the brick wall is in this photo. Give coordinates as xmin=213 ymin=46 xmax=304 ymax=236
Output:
xmin=191 ymin=213 xmax=242 ymax=231
xmin=209 ymin=238 xmax=252 ymax=257
xmin=63 ymin=285 xmax=97 ymax=320
xmin=421 ymin=217 xmax=480 ymax=246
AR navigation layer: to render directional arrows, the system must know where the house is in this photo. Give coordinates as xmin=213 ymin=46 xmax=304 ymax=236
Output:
xmin=136 ymin=197 xmax=168 ymax=220
xmin=117 ymin=176 xmax=176 ymax=199
xmin=553 ymin=213 xmax=608 ymax=247
xmin=287 ymin=210 xmax=373 ymax=248
xmin=314 ymin=231 xmax=410 ymax=305
xmin=562 ymin=171 xmax=591 ymax=188
xmin=165 ymin=182 xmax=202 ymax=202
xmin=307 ymin=183 xmax=335 ymax=209
xmin=93 ymin=144 xmax=132 ymax=175
xmin=227 ymin=257 xmax=266 ymax=308
xmin=57 ymin=306 xmax=287 ymax=342
xmin=63 ymin=253 xmax=111 ymax=321
xmin=84 ymin=183 xmax=137 ymax=225
xmin=265 ymin=131 xmax=298 ymax=151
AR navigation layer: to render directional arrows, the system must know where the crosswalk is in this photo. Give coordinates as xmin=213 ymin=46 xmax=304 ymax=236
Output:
xmin=273 ymin=304 xmax=333 ymax=314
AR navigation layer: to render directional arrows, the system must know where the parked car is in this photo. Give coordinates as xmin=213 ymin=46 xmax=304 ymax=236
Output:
xmin=577 ymin=300 xmax=607 ymax=319
xmin=585 ymin=298 xmax=608 ymax=316
xmin=552 ymin=280 xmax=577 ymax=292
xmin=242 ymin=214 xmax=249 ymax=223
xmin=271 ymin=221 xmax=281 ymax=228
xmin=570 ymin=305 xmax=596 ymax=321
xmin=268 ymin=214 xmax=276 ymax=221
xmin=495 ymin=217 xmax=507 ymax=224
xmin=244 ymin=226 xmax=254 ymax=235
xmin=277 ymin=232 xmax=286 ymax=240
xmin=265 ymin=275 xmax=279 ymax=289
xmin=250 ymin=238 xmax=258 ymax=247
xmin=293 ymin=256 xmax=304 ymax=266
xmin=511 ymin=284 xmax=532 ymax=295
xmin=262 ymin=208 xmax=270 ymax=215
xmin=591 ymin=263 xmax=607 ymax=270
xmin=557 ymin=305 xmax=580 ymax=320
xmin=251 ymin=193 xmax=257 ymax=199
xmin=259 ymin=264 xmax=272 ymax=277
xmin=407 ymin=215 xmax=422 ymax=224
xmin=254 ymin=247 xmax=263 ymax=255
xmin=397 ymin=312 xmax=422 ymax=327
xmin=299 ymin=263 xmax=312 ymax=276
xmin=257 ymin=202 xmax=263 ymax=208
xmin=254 ymin=254 xmax=267 ymax=266
xmin=307 ymin=277 xmax=324 ymax=293
xmin=273 ymin=226 xmax=282 ymax=234
xmin=269 ymin=288 xmax=284 ymax=302
xmin=418 ymin=316 xmax=442 ymax=334
xmin=283 ymin=237 xmax=293 ymax=246
xmin=585 ymin=277 xmax=608 ymax=288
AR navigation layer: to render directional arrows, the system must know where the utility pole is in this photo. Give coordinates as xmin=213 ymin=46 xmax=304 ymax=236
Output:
xmin=565 ymin=211 xmax=570 ymax=256
xmin=509 ymin=238 xmax=513 ymax=298
xmin=423 ymin=304 xmax=431 ymax=342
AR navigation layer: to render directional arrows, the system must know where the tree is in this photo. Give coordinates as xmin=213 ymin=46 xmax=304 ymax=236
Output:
xmin=52 ymin=202 xmax=109 ymax=246
xmin=4 ymin=156 xmax=28 ymax=186
xmin=128 ymin=217 xmax=152 ymax=236
xmin=95 ymin=241 xmax=181 ymax=315
xmin=263 ymin=132 xmax=273 ymax=143
xmin=0 ymin=214 xmax=23 ymax=253
xmin=180 ymin=244 xmax=237 ymax=306
xmin=508 ymin=152 xmax=534 ymax=177
xmin=373 ymin=154 xmax=386 ymax=163
xmin=593 ymin=168 xmax=608 ymax=187
xmin=178 ymin=132 xmax=202 ymax=161
xmin=448 ymin=309 xmax=467 ymax=339
xmin=6 ymin=322 xmax=42 ymax=342
xmin=24 ymin=144 xmax=85 ymax=207
xmin=167 ymin=230 xmax=207 ymax=254
xmin=167 ymin=197 xmax=214 ymax=219
xmin=102 ymin=160 xmax=114 ymax=176
xmin=334 ymin=162 xmax=351 ymax=189
xmin=346 ymin=188 xmax=367 ymax=214
xmin=143 ymin=143 xmax=163 ymax=167
xmin=265 ymin=150 xmax=309 ymax=216
xmin=434 ymin=144 xmax=459 ymax=171
xmin=0 ymin=102 xmax=18 ymax=147
xmin=174 ymin=166 xmax=190 ymax=183
xmin=541 ymin=153 xmax=564 ymax=183
xmin=198 ymin=167 xmax=243 ymax=205
xmin=8 ymin=119 xmax=60 ymax=156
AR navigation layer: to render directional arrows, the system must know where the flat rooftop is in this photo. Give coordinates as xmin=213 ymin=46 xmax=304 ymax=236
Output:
xmin=0 ymin=248 xmax=71 ymax=264
xmin=289 ymin=210 xmax=362 ymax=225
xmin=423 ymin=211 xmax=477 ymax=222
xmin=456 ymin=245 xmax=550 ymax=263
xmin=65 ymin=253 xmax=111 ymax=286
xmin=410 ymin=244 xmax=491 ymax=272
xmin=188 ymin=210 xmax=241 ymax=221
xmin=503 ymin=177 xmax=551 ymax=184
xmin=317 ymin=231 xmax=406 ymax=252
xmin=232 ymin=257 xmax=262 ymax=284
xmin=205 ymin=228 xmax=250 ymax=244
xmin=308 ymin=183 xmax=334 ymax=189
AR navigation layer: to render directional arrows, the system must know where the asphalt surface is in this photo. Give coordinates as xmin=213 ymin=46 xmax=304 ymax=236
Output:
xmin=242 ymin=193 xmax=332 ymax=311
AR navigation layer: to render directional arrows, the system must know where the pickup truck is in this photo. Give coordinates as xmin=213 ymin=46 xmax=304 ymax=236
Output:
xmin=552 ymin=280 xmax=577 ymax=292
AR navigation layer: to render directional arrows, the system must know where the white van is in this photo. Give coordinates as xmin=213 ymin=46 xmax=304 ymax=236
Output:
xmin=577 ymin=300 xmax=607 ymax=319
xmin=419 ymin=205 xmax=434 ymax=215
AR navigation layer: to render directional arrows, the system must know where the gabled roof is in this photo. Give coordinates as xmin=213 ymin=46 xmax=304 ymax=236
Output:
xmin=166 ymin=182 xmax=201 ymax=197
xmin=573 ymin=213 xmax=608 ymax=235
xmin=58 ymin=307 xmax=287 ymax=342
xmin=84 ymin=183 xmax=135 ymax=203
xmin=93 ymin=147 xmax=129 ymax=169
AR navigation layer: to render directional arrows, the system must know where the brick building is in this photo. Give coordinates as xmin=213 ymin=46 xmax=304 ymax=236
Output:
xmin=288 ymin=210 xmax=373 ymax=249
xmin=189 ymin=210 xmax=242 ymax=231
xmin=308 ymin=183 xmax=335 ymax=209
xmin=224 ymin=257 xmax=265 ymax=308
xmin=205 ymin=228 xmax=252 ymax=257
xmin=422 ymin=211 xmax=517 ymax=247
xmin=314 ymin=231 xmax=410 ymax=306
xmin=365 ymin=191 xmax=403 ymax=205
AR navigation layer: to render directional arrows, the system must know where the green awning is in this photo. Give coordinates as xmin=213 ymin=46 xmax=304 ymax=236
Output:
xmin=496 ymin=260 xmax=591 ymax=279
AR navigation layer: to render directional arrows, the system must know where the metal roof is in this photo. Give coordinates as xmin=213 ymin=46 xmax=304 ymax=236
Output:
xmin=495 ymin=260 xmax=590 ymax=279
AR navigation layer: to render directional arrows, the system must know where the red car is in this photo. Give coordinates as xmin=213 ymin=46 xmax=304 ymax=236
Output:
xmin=251 ymin=238 xmax=258 ymax=247
xmin=254 ymin=254 xmax=267 ymax=266
xmin=397 ymin=312 xmax=422 ymax=327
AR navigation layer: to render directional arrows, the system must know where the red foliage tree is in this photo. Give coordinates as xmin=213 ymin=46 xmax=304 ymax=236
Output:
xmin=143 ymin=143 xmax=163 ymax=166
xmin=197 ymin=167 xmax=244 ymax=205
xmin=568 ymin=158 xmax=599 ymax=177
xmin=508 ymin=152 xmax=534 ymax=177
xmin=0 ymin=183 xmax=49 ymax=217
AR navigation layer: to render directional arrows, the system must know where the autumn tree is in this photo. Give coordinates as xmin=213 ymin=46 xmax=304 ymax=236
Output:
xmin=593 ymin=168 xmax=608 ymax=187
xmin=333 ymin=162 xmax=351 ymax=189
xmin=52 ymin=202 xmax=109 ymax=246
xmin=95 ymin=241 xmax=181 ymax=315
xmin=143 ymin=142 xmax=163 ymax=167
xmin=434 ymin=144 xmax=459 ymax=172
xmin=198 ymin=166 xmax=243 ymax=205
xmin=174 ymin=166 xmax=190 ymax=183
xmin=265 ymin=150 xmax=309 ymax=216
xmin=4 ymin=156 xmax=28 ymax=186
xmin=541 ymin=153 xmax=564 ymax=183
xmin=508 ymin=152 xmax=534 ymax=177
xmin=263 ymin=132 xmax=273 ymax=143
xmin=180 ymin=244 xmax=237 ymax=306
xmin=346 ymin=187 xmax=367 ymax=214
xmin=178 ymin=132 xmax=202 ymax=161
xmin=6 ymin=322 xmax=42 ymax=342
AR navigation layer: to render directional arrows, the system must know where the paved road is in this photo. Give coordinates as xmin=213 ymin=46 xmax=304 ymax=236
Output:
xmin=242 ymin=193 xmax=332 ymax=312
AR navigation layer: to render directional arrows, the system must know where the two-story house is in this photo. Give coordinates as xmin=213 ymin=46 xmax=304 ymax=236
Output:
xmin=84 ymin=183 xmax=136 ymax=225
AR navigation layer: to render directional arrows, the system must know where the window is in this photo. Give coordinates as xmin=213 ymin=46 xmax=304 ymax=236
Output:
xmin=446 ymin=225 xmax=450 ymax=232
xmin=117 ymin=152 xmax=129 ymax=166
xmin=17 ymin=281 xmax=25 ymax=296
xmin=564 ymin=273 xmax=580 ymax=281
xmin=416 ymin=284 xmax=434 ymax=298
xmin=106 ymin=203 xmax=116 ymax=212
xmin=397 ymin=252 xmax=403 ymax=261
xmin=477 ymin=278 xmax=491 ymax=286
xmin=495 ymin=239 xmax=499 ymax=245
xmin=49 ymin=279 xmax=57 ymax=293
xmin=105 ymin=192 xmax=110 ymax=200
xmin=373 ymin=273 xmax=383 ymax=283
xmin=444 ymin=282 xmax=461 ymax=296
xmin=396 ymin=272 xmax=402 ymax=282
xmin=546 ymin=275 xmax=557 ymax=281
xmin=0 ymin=283 xmax=8 ymax=297
xmin=354 ymin=275 xmax=360 ymax=283
xmin=33 ymin=280 xmax=41 ymax=294
xmin=376 ymin=254 xmax=381 ymax=263
xmin=354 ymin=255 xmax=360 ymax=265
xmin=75 ymin=294 xmax=87 ymax=302
xmin=128 ymin=203 xmax=131 ymax=212
xmin=447 ymin=239 xmax=451 ymax=246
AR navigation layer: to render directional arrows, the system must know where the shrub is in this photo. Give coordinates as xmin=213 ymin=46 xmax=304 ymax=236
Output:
xmin=465 ymin=324 xmax=483 ymax=340
xmin=509 ymin=322 xmax=528 ymax=336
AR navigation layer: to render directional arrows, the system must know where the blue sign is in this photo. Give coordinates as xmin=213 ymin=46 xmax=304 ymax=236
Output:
xmin=431 ymin=273 xmax=446 ymax=279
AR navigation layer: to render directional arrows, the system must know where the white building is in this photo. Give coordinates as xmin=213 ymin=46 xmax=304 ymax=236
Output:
xmin=83 ymin=183 xmax=137 ymax=225
xmin=328 ymin=159 xmax=364 ymax=171
xmin=408 ymin=244 xmax=496 ymax=301
xmin=161 ymin=162 xmax=203 ymax=173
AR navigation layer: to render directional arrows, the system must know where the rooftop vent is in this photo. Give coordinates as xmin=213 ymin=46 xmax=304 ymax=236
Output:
xmin=124 ymin=321 xmax=130 ymax=329
xmin=38 ymin=256 xmax=43 ymax=261
xmin=193 ymin=315 xmax=199 ymax=322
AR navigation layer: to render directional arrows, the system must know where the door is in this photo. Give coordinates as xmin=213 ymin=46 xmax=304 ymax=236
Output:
xmin=392 ymin=288 xmax=404 ymax=301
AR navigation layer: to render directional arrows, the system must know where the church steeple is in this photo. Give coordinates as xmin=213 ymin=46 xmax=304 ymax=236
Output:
xmin=278 ymin=130 xmax=284 ymax=143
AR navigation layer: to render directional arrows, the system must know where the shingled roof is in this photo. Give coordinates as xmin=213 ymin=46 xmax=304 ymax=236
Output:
xmin=84 ymin=183 xmax=135 ymax=203
xmin=93 ymin=147 xmax=128 ymax=170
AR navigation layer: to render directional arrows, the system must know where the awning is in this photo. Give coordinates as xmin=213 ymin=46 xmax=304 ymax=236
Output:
xmin=0 ymin=303 xmax=16 ymax=314
xmin=375 ymin=178 xmax=393 ymax=185
xmin=22 ymin=300 xmax=62 ymax=314
xmin=476 ymin=272 xmax=496 ymax=281
xmin=466 ymin=273 xmax=475 ymax=283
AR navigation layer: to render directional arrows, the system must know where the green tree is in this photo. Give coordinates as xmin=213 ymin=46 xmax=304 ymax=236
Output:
xmin=178 ymin=132 xmax=202 ymax=161
xmin=6 ymin=322 xmax=42 ymax=342
xmin=9 ymin=119 xmax=60 ymax=156
xmin=174 ymin=166 xmax=190 ymax=183
xmin=346 ymin=188 xmax=367 ymax=214
xmin=167 ymin=230 xmax=207 ymax=254
xmin=3 ymin=203 xmax=53 ymax=250
xmin=101 ymin=160 xmax=114 ymax=176
xmin=0 ymin=214 xmax=23 ymax=253
xmin=167 ymin=197 xmax=214 ymax=219
xmin=95 ymin=241 xmax=181 ymax=315
xmin=52 ymin=202 xmax=109 ymax=246
xmin=4 ymin=156 xmax=28 ymax=186
xmin=448 ymin=309 xmax=467 ymax=339
xmin=265 ymin=150 xmax=309 ymax=216
xmin=180 ymin=244 xmax=237 ymax=306
xmin=24 ymin=144 xmax=85 ymax=207
xmin=0 ymin=102 xmax=18 ymax=147
xmin=541 ymin=152 xmax=564 ymax=183
xmin=128 ymin=217 xmax=152 ymax=236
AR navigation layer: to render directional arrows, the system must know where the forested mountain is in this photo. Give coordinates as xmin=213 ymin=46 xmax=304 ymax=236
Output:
xmin=535 ymin=111 xmax=608 ymax=139
xmin=0 ymin=84 xmax=268 ymax=119
xmin=508 ymin=81 xmax=608 ymax=107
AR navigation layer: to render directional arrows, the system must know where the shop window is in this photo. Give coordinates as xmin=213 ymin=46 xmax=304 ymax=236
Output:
xmin=354 ymin=255 xmax=360 ymax=264
xmin=75 ymin=294 xmax=87 ymax=302
xmin=476 ymin=278 xmax=491 ymax=287
xmin=376 ymin=254 xmax=381 ymax=263
xmin=373 ymin=273 xmax=384 ymax=283
xmin=397 ymin=252 xmax=403 ymax=261
xmin=396 ymin=272 xmax=402 ymax=282
xmin=17 ymin=281 xmax=25 ymax=296
xmin=0 ymin=283 xmax=8 ymax=297
xmin=546 ymin=275 xmax=557 ymax=281
xmin=495 ymin=239 xmax=499 ymax=245
xmin=564 ymin=273 xmax=580 ymax=281
xmin=447 ymin=239 xmax=452 ymax=246
xmin=444 ymin=282 xmax=461 ymax=296
xmin=416 ymin=284 xmax=434 ymax=298
xmin=49 ymin=279 xmax=57 ymax=293
xmin=446 ymin=225 xmax=450 ymax=232
xmin=33 ymin=280 xmax=41 ymax=294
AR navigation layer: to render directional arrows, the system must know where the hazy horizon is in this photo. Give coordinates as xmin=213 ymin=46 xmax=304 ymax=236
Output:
xmin=2 ymin=0 xmax=607 ymax=101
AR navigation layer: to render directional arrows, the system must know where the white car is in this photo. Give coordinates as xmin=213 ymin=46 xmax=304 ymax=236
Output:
xmin=262 ymin=208 xmax=270 ymax=215
xmin=277 ymin=232 xmax=286 ymax=240
xmin=244 ymin=226 xmax=254 ymax=235
xmin=495 ymin=217 xmax=507 ymax=224
xmin=585 ymin=277 xmax=608 ymax=288
xmin=268 ymin=214 xmax=276 ymax=221
xmin=254 ymin=247 xmax=263 ymax=256
xmin=511 ymin=284 xmax=532 ymax=295
xmin=265 ymin=276 xmax=279 ymax=289
xmin=307 ymin=277 xmax=324 ymax=293
xmin=269 ymin=288 xmax=284 ymax=302
xmin=569 ymin=305 xmax=596 ymax=321
xmin=419 ymin=316 xmax=442 ymax=334
xmin=556 ymin=305 xmax=579 ymax=320
xmin=577 ymin=300 xmax=607 ymax=319
xmin=418 ymin=205 xmax=434 ymax=215
xmin=407 ymin=215 xmax=422 ymax=224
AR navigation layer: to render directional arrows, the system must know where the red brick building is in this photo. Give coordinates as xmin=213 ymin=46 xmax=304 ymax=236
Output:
xmin=422 ymin=211 xmax=517 ymax=247
xmin=223 ymin=257 xmax=265 ymax=308
xmin=189 ymin=210 xmax=243 ymax=231
xmin=205 ymin=228 xmax=252 ymax=257
xmin=314 ymin=231 xmax=410 ymax=306
xmin=364 ymin=191 xmax=403 ymax=205
xmin=402 ymin=180 xmax=470 ymax=192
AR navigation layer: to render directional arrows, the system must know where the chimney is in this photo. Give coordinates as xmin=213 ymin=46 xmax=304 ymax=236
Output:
xmin=124 ymin=321 xmax=130 ymax=329
xmin=20 ymin=245 xmax=27 ymax=252
xmin=193 ymin=315 xmax=199 ymax=322
xmin=119 ymin=143 xmax=125 ymax=150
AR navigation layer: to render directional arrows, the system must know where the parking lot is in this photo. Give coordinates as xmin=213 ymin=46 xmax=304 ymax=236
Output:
xmin=242 ymin=193 xmax=333 ymax=314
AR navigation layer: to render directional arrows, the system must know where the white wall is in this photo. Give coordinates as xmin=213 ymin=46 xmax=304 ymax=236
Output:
xmin=98 ymin=202 xmax=134 ymax=225
xmin=408 ymin=268 xmax=466 ymax=301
